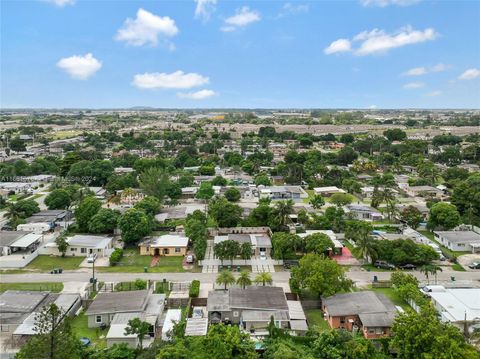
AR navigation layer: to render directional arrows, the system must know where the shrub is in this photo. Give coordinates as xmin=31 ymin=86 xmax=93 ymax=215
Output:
xmin=109 ymin=248 xmax=123 ymax=266
xmin=134 ymin=279 xmax=147 ymax=290
xmin=189 ymin=280 xmax=200 ymax=298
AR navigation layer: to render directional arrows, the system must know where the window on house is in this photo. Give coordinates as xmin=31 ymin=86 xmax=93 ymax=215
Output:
xmin=340 ymin=317 xmax=345 ymax=324
xmin=96 ymin=315 xmax=102 ymax=323
xmin=375 ymin=328 xmax=383 ymax=334
xmin=175 ymin=247 xmax=181 ymax=253
xmin=81 ymin=248 xmax=86 ymax=253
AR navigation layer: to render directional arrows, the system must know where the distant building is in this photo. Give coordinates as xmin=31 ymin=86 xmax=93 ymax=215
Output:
xmin=313 ymin=186 xmax=346 ymax=197
xmin=346 ymin=204 xmax=383 ymax=221
xmin=259 ymin=186 xmax=308 ymax=200
xmin=322 ymin=291 xmax=398 ymax=339
xmin=212 ymin=227 xmax=272 ymax=257
xmin=45 ymin=234 xmax=113 ymax=257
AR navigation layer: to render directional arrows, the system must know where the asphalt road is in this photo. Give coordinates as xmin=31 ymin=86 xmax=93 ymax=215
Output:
xmin=1 ymin=268 xmax=479 ymax=286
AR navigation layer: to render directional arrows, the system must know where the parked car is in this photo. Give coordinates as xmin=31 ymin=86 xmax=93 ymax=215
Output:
xmin=87 ymin=253 xmax=97 ymax=263
xmin=468 ymin=262 xmax=480 ymax=269
xmin=186 ymin=254 xmax=194 ymax=264
xmin=399 ymin=264 xmax=417 ymax=270
xmin=374 ymin=260 xmax=396 ymax=270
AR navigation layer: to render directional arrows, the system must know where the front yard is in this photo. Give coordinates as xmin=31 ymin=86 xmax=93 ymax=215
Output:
xmin=98 ymin=249 xmax=191 ymax=273
xmin=25 ymin=255 xmax=84 ymax=271
xmin=0 ymin=282 xmax=63 ymax=293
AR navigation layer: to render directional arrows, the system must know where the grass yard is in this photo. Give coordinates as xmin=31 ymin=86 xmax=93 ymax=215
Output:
xmin=71 ymin=312 xmax=107 ymax=349
xmin=369 ymin=286 xmax=410 ymax=311
xmin=49 ymin=130 xmax=83 ymax=140
xmin=305 ymin=309 xmax=330 ymax=331
xmin=99 ymin=249 xmax=187 ymax=273
xmin=25 ymin=255 xmax=84 ymax=271
xmin=0 ymin=282 xmax=63 ymax=293
xmin=361 ymin=264 xmax=394 ymax=272
xmin=452 ymin=263 xmax=466 ymax=271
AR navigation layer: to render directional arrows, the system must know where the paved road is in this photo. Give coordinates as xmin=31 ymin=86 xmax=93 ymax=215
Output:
xmin=1 ymin=268 xmax=479 ymax=286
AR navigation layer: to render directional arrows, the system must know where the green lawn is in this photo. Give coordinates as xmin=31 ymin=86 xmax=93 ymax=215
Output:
xmin=305 ymin=309 xmax=330 ymax=331
xmin=99 ymin=249 xmax=187 ymax=273
xmin=452 ymin=263 xmax=466 ymax=271
xmin=25 ymin=255 xmax=84 ymax=271
xmin=70 ymin=312 xmax=107 ymax=349
xmin=369 ymin=286 xmax=410 ymax=311
xmin=0 ymin=282 xmax=63 ymax=293
xmin=361 ymin=264 xmax=394 ymax=272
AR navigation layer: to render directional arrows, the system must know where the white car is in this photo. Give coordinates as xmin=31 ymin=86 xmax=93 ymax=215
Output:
xmin=186 ymin=255 xmax=194 ymax=264
xmin=87 ymin=254 xmax=97 ymax=263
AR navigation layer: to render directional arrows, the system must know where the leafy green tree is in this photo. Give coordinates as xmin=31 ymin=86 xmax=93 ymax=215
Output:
xmin=400 ymin=205 xmax=424 ymax=229
xmin=224 ymin=187 xmax=241 ymax=202
xmin=451 ymin=173 xmax=480 ymax=225
xmin=118 ymin=209 xmax=152 ymax=244
xmin=134 ymin=196 xmax=161 ymax=216
xmin=383 ymin=128 xmax=407 ymax=142
xmin=290 ymin=254 xmax=352 ymax=297
xmin=254 ymin=271 xmax=273 ymax=286
xmin=15 ymin=304 xmax=81 ymax=359
xmin=211 ymin=176 xmax=228 ymax=186
xmin=88 ymin=208 xmax=120 ymax=234
xmin=310 ymin=195 xmax=325 ymax=209
xmin=209 ymin=197 xmax=243 ymax=227
xmin=273 ymin=200 xmax=294 ymax=227
xmin=124 ymin=317 xmax=150 ymax=350
xmin=427 ymin=202 xmax=461 ymax=230
xmin=336 ymin=146 xmax=358 ymax=166
xmin=138 ymin=167 xmax=170 ymax=201
xmin=330 ymin=193 xmax=352 ymax=207
xmin=55 ymin=236 xmax=68 ymax=257
xmin=67 ymin=159 xmax=114 ymax=186
xmin=305 ymin=233 xmax=334 ymax=255
xmin=178 ymin=173 xmax=195 ymax=188
xmin=75 ymin=196 xmax=101 ymax=232
xmin=236 ymin=270 xmax=252 ymax=289
xmin=214 ymin=240 xmax=240 ymax=264
xmin=216 ymin=270 xmax=236 ymax=290
xmin=391 ymin=305 xmax=478 ymax=359
xmin=240 ymin=242 xmax=252 ymax=263
xmin=255 ymin=174 xmax=272 ymax=186
xmin=45 ymin=189 xmax=71 ymax=210
xmin=196 ymin=181 xmax=214 ymax=202
xmin=391 ymin=271 xmax=419 ymax=288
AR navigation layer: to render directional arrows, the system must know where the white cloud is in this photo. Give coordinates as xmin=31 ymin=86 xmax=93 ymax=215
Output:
xmin=278 ymin=3 xmax=309 ymax=17
xmin=44 ymin=0 xmax=75 ymax=7
xmin=403 ymin=63 xmax=449 ymax=76
xmin=115 ymin=8 xmax=179 ymax=47
xmin=403 ymin=81 xmax=425 ymax=89
xmin=324 ymin=39 xmax=351 ymax=54
xmin=221 ymin=6 xmax=260 ymax=31
xmin=368 ymin=105 xmax=378 ymax=109
xmin=325 ymin=26 xmax=437 ymax=56
xmin=132 ymin=71 xmax=209 ymax=89
xmin=360 ymin=0 xmax=420 ymax=7
xmin=178 ymin=89 xmax=217 ymax=99
xmin=56 ymin=53 xmax=102 ymax=80
xmin=194 ymin=0 xmax=217 ymax=22
xmin=426 ymin=90 xmax=442 ymax=96
xmin=458 ymin=68 xmax=480 ymax=80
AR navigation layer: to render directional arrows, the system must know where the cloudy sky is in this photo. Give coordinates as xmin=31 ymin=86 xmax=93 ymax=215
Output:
xmin=1 ymin=0 xmax=479 ymax=108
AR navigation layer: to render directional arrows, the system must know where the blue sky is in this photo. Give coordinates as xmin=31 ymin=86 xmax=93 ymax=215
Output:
xmin=1 ymin=0 xmax=479 ymax=108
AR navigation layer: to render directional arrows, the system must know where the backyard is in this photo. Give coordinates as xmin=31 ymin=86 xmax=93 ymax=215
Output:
xmin=70 ymin=312 xmax=108 ymax=349
xmin=0 ymin=282 xmax=63 ymax=293
xmin=305 ymin=309 xmax=330 ymax=331
xmin=25 ymin=255 xmax=84 ymax=271
xmin=369 ymin=286 xmax=410 ymax=311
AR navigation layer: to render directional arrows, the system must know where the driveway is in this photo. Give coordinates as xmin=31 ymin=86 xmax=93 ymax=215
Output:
xmin=457 ymin=253 xmax=480 ymax=271
xmin=79 ymin=257 xmax=110 ymax=268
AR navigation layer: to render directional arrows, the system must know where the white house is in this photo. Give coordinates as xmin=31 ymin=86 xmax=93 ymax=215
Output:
xmin=45 ymin=234 xmax=113 ymax=257
xmin=434 ymin=231 xmax=480 ymax=253
xmin=313 ymin=186 xmax=346 ymax=197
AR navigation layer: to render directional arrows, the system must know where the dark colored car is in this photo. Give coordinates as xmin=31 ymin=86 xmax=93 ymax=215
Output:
xmin=468 ymin=262 xmax=480 ymax=269
xmin=374 ymin=260 xmax=396 ymax=270
xmin=399 ymin=264 xmax=417 ymax=270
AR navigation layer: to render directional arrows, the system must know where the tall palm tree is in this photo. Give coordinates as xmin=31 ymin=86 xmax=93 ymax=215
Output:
xmin=216 ymin=270 xmax=235 ymax=290
xmin=353 ymin=229 xmax=377 ymax=264
xmin=430 ymin=264 xmax=443 ymax=284
xmin=254 ymin=272 xmax=273 ymax=286
xmin=274 ymin=200 xmax=294 ymax=227
xmin=420 ymin=264 xmax=439 ymax=284
xmin=236 ymin=270 xmax=252 ymax=289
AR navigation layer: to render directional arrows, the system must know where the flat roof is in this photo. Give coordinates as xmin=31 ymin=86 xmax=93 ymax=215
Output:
xmin=185 ymin=318 xmax=208 ymax=336
xmin=107 ymin=312 xmax=144 ymax=339
xmin=428 ymin=287 xmax=480 ymax=322
xmin=0 ymin=291 xmax=50 ymax=313
xmin=85 ymin=290 xmax=148 ymax=315
xmin=229 ymin=287 xmax=288 ymax=311
xmin=290 ymin=319 xmax=309 ymax=331
xmin=0 ymin=231 xmax=31 ymax=247
xmin=67 ymin=234 xmax=113 ymax=248
xmin=150 ymin=234 xmax=188 ymax=248
xmin=11 ymin=233 xmax=42 ymax=248
xmin=161 ymin=309 xmax=182 ymax=341
xmin=287 ymin=300 xmax=307 ymax=321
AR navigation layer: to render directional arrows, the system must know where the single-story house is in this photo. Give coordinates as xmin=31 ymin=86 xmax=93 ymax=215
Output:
xmin=405 ymin=186 xmax=443 ymax=198
xmin=346 ymin=204 xmax=383 ymax=221
xmin=298 ymin=230 xmax=344 ymax=255
xmin=322 ymin=291 xmax=398 ymax=339
xmin=424 ymin=286 xmax=480 ymax=333
xmin=313 ymin=186 xmax=346 ymax=197
xmin=114 ymin=167 xmax=135 ymax=174
xmin=139 ymin=233 xmax=189 ymax=256
xmin=434 ymin=230 xmax=480 ymax=253
xmin=360 ymin=187 xmax=398 ymax=199
xmin=259 ymin=186 xmax=308 ymax=200
xmin=0 ymin=231 xmax=42 ymax=256
xmin=213 ymin=228 xmax=272 ymax=257
xmin=45 ymin=234 xmax=113 ymax=257
xmin=22 ymin=210 xmax=72 ymax=231
xmin=181 ymin=187 xmax=199 ymax=198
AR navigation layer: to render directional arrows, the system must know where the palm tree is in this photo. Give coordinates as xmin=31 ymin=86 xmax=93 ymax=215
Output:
xmin=236 ymin=270 xmax=252 ymax=289
xmin=430 ymin=264 xmax=442 ymax=284
xmin=254 ymin=272 xmax=273 ymax=286
xmin=216 ymin=270 xmax=235 ymax=290
xmin=420 ymin=264 xmax=440 ymax=284
xmin=354 ymin=230 xmax=377 ymax=264
xmin=274 ymin=200 xmax=294 ymax=227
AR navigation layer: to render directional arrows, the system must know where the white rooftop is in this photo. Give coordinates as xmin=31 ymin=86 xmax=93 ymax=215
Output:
xmin=150 ymin=234 xmax=188 ymax=248
xmin=428 ymin=287 xmax=480 ymax=322
xmin=67 ymin=235 xmax=113 ymax=249
xmin=10 ymin=233 xmax=42 ymax=248
xmin=161 ymin=309 xmax=182 ymax=341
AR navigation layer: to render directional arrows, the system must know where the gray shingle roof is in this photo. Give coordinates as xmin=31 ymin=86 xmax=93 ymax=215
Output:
xmin=85 ymin=290 xmax=149 ymax=315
